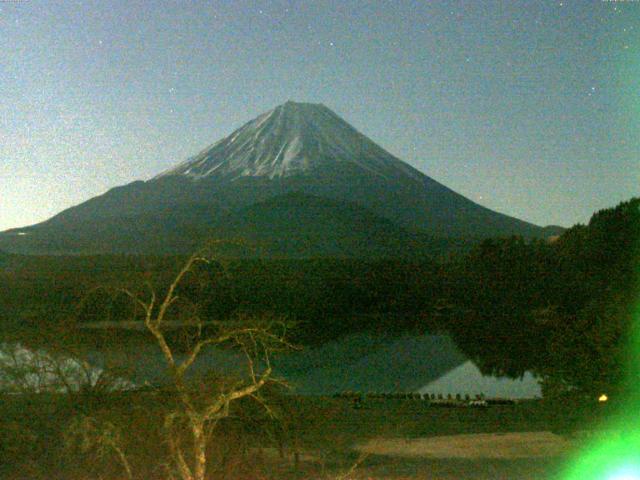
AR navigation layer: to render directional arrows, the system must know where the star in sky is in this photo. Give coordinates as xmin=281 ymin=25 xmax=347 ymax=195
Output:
xmin=0 ymin=0 xmax=637 ymax=231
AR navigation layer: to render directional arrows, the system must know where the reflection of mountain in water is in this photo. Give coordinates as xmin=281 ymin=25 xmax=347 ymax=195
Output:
xmin=418 ymin=361 xmax=540 ymax=399
xmin=273 ymin=333 xmax=540 ymax=397
xmin=0 ymin=334 xmax=541 ymax=398
xmin=275 ymin=333 xmax=467 ymax=394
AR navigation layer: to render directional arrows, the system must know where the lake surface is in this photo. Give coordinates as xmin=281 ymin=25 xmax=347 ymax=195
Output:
xmin=0 ymin=332 xmax=541 ymax=398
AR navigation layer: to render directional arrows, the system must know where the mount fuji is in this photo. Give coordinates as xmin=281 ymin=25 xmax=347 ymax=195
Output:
xmin=1 ymin=101 xmax=559 ymax=256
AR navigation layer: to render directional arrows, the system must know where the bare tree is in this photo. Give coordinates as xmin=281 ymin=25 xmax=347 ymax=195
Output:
xmin=64 ymin=414 xmax=134 ymax=480
xmin=0 ymin=326 xmax=136 ymax=479
xmin=119 ymin=249 xmax=293 ymax=480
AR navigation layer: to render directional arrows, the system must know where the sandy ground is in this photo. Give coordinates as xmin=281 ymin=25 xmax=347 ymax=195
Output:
xmin=354 ymin=431 xmax=572 ymax=460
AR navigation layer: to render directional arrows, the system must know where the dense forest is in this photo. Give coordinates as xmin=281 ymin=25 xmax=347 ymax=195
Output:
xmin=444 ymin=198 xmax=639 ymax=401
xmin=1 ymin=198 xmax=638 ymax=401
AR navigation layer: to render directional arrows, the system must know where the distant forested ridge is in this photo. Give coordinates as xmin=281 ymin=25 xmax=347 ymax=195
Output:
xmin=1 ymin=198 xmax=637 ymax=399
xmin=0 ymin=255 xmax=441 ymax=345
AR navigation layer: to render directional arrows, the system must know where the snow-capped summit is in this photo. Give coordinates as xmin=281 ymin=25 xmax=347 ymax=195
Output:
xmin=157 ymin=101 xmax=422 ymax=182
xmin=0 ymin=101 xmax=557 ymax=255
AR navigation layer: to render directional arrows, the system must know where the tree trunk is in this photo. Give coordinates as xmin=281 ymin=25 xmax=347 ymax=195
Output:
xmin=113 ymin=444 xmax=134 ymax=480
xmin=193 ymin=423 xmax=207 ymax=480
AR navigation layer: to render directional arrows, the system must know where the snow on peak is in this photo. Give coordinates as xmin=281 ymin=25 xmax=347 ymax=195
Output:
xmin=155 ymin=101 xmax=424 ymax=182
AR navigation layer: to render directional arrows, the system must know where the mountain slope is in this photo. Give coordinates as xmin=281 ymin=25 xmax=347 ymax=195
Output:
xmin=1 ymin=101 xmax=555 ymax=255
xmin=0 ymin=193 xmax=444 ymax=257
xmin=215 ymin=192 xmax=438 ymax=258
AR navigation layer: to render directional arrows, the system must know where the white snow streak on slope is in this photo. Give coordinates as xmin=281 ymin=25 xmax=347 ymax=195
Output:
xmin=155 ymin=101 xmax=425 ymax=183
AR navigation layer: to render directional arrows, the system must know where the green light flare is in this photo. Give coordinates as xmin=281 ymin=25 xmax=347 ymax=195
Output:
xmin=560 ymin=429 xmax=640 ymax=480
xmin=606 ymin=465 xmax=640 ymax=480
xmin=612 ymin=0 xmax=640 ymax=122
xmin=560 ymin=223 xmax=640 ymax=479
xmin=614 ymin=19 xmax=640 ymax=192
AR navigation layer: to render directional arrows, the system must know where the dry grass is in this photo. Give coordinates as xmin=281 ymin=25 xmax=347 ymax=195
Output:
xmin=354 ymin=431 xmax=572 ymax=460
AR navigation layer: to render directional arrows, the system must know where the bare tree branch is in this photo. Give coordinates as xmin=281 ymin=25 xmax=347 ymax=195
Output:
xmin=107 ymin=245 xmax=295 ymax=480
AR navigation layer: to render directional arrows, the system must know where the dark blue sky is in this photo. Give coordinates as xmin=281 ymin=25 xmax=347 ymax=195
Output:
xmin=1 ymin=0 xmax=638 ymax=230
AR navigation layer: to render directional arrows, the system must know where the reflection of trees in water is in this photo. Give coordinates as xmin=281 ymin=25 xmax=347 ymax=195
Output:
xmin=0 ymin=342 xmax=134 ymax=394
